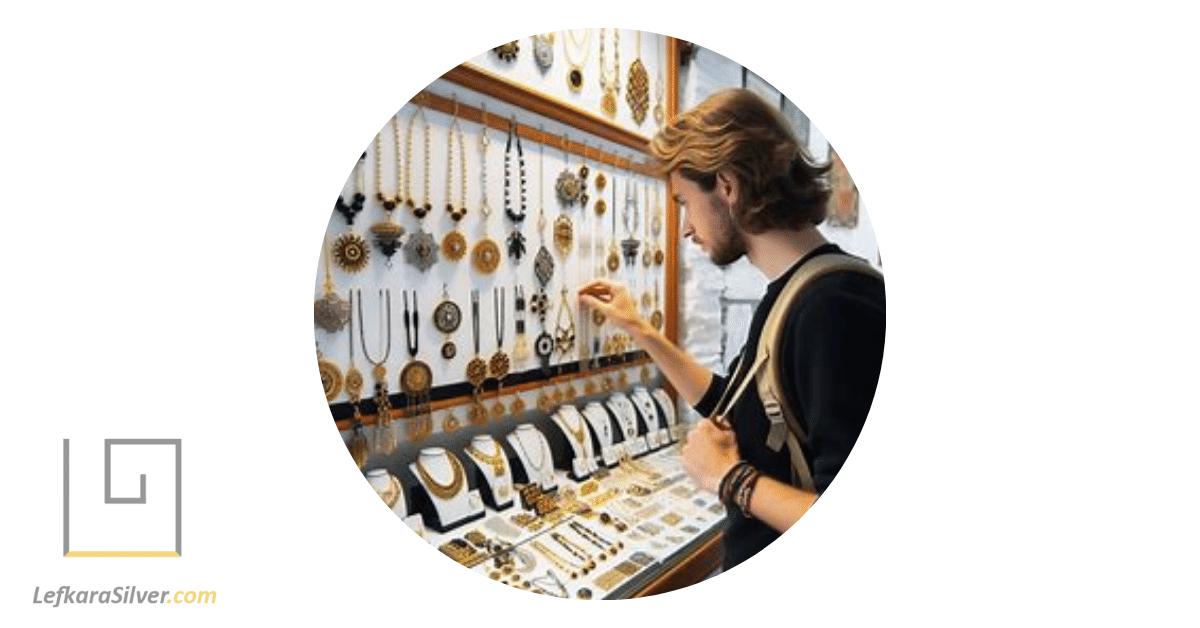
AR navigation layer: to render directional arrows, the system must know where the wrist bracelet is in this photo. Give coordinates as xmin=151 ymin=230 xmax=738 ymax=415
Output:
xmin=736 ymin=469 xmax=761 ymax=518
xmin=718 ymin=461 xmax=750 ymax=503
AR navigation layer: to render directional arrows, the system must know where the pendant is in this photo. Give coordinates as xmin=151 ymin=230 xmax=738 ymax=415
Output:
xmin=606 ymin=245 xmax=620 ymax=273
xmin=370 ymin=220 xmax=406 ymax=263
xmin=441 ymin=341 xmax=457 ymax=360
xmin=534 ymin=245 xmax=555 ymax=287
xmin=400 ymin=361 xmax=432 ymax=397
xmin=334 ymin=192 xmax=365 ymax=226
xmin=404 ymin=227 xmax=438 ymax=272
xmin=654 ymin=103 xmax=665 ymax=126
xmin=442 ymin=230 xmax=468 ymax=262
xmin=318 ymin=357 xmax=343 ymax=402
xmin=511 ymin=396 xmax=527 ymax=415
xmin=621 ymin=238 xmax=640 ymax=266
xmin=555 ymin=169 xmax=584 ymax=206
xmin=554 ymin=215 xmax=573 ymax=255
xmin=443 ymin=412 xmax=461 ymax=433
xmin=314 ymin=291 xmax=350 ymax=333
xmin=537 ymin=390 xmax=554 ymax=413
xmin=654 ymin=244 xmax=665 ymax=266
xmin=642 ymin=246 xmax=652 ymax=268
xmin=489 ymin=350 xmax=511 ymax=380
xmin=534 ymin=331 xmax=555 ymax=361
xmin=332 ymin=232 xmax=370 ymax=273
xmin=594 ymin=198 xmax=607 ymax=216
xmin=491 ymin=400 xmax=507 ymax=420
xmin=472 ymin=238 xmax=502 ymax=274
xmin=506 ymin=229 xmax=527 ymax=261
xmin=600 ymin=88 xmax=617 ymax=118
xmin=529 ymin=289 xmax=550 ymax=322
xmin=534 ymin=34 xmax=554 ymax=71
xmin=433 ymin=299 xmax=462 ymax=335
xmin=494 ymin=41 xmax=519 ymax=62
xmin=466 ymin=357 xmax=489 ymax=390
xmin=344 ymin=366 xmax=364 ymax=402
xmin=469 ymin=401 xmax=489 ymax=426
xmin=651 ymin=310 xmax=664 ymax=331
xmin=626 ymin=58 xmax=650 ymax=125
xmin=591 ymin=309 xmax=606 ymax=326
xmin=567 ymin=65 xmax=584 ymax=92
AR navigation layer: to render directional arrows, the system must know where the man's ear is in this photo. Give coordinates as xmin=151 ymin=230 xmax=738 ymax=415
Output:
xmin=715 ymin=169 xmax=740 ymax=207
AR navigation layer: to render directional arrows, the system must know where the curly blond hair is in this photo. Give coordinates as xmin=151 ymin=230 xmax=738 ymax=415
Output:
xmin=649 ymin=88 xmax=830 ymax=232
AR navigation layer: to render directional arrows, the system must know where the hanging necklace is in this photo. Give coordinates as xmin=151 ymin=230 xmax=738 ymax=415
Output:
xmin=533 ymin=31 xmax=554 ymax=72
xmin=442 ymin=100 xmax=469 ymax=262
xmin=606 ymin=170 xmax=621 ymax=273
xmin=370 ymin=114 xmax=405 ymax=264
xmin=490 ymin=287 xmax=511 ymax=419
xmin=555 ymin=286 xmax=576 ymax=355
xmin=467 ymin=290 xmax=489 ymax=425
xmin=652 ymin=182 xmax=665 ymax=266
xmin=332 ymin=153 xmax=370 ymax=273
xmin=467 ymin=439 xmax=507 ymax=477
xmin=563 ymin=28 xmax=591 ymax=92
xmin=404 ymin=105 xmax=438 ymax=272
xmin=641 ymin=181 xmax=653 ymax=268
xmin=626 ymin=29 xmax=650 ymax=126
xmin=345 ymin=291 xmax=369 ymax=468
xmin=415 ymin=451 xmax=466 ymax=500
xmin=433 ymin=284 xmax=461 ymax=360
xmin=317 ymin=341 xmax=342 ymax=402
xmin=314 ymin=235 xmax=351 ymax=333
xmin=503 ymin=116 xmax=528 ymax=262
xmin=554 ymin=133 xmax=584 ymax=207
xmin=620 ymin=160 xmax=641 ymax=267
xmin=400 ymin=291 xmax=433 ymax=440
xmin=513 ymin=285 xmax=529 ymax=363
xmin=334 ymin=150 xmax=366 ymax=226
xmin=534 ymin=137 xmax=555 ymax=288
xmin=651 ymin=279 xmax=664 ymax=331
xmin=473 ymin=109 xmax=501 ymax=275
xmin=358 ymin=289 xmax=396 ymax=455
xmin=599 ymin=28 xmax=620 ymax=118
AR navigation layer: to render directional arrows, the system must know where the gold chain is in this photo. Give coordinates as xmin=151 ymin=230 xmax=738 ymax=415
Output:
xmin=467 ymin=440 xmax=507 ymax=476
xmin=415 ymin=451 xmax=465 ymax=500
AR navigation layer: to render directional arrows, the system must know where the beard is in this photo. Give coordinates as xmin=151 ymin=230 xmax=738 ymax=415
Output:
xmin=707 ymin=194 xmax=748 ymax=267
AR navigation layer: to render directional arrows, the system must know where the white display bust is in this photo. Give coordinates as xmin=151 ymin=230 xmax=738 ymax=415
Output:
xmin=506 ymin=424 xmax=558 ymax=492
xmin=606 ymin=392 xmax=648 ymax=457
xmin=652 ymin=388 xmax=680 ymax=442
xmin=631 ymin=386 xmax=667 ymax=450
xmin=408 ymin=447 xmax=484 ymax=531
xmin=552 ymin=405 xmax=599 ymax=479
xmin=582 ymin=402 xmax=620 ymax=467
xmin=462 ymin=435 xmax=516 ymax=510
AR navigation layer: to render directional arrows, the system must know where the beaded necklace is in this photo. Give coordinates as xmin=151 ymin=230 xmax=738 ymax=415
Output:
xmin=332 ymin=153 xmax=370 ymax=274
xmin=442 ymin=101 xmax=469 ymax=262
xmin=370 ymin=115 xmax=405 ymax=265
xmin=504 ymin=117 xmax=528 ymax=262
xmin=403 ymin=105 xmax=438 ymax=271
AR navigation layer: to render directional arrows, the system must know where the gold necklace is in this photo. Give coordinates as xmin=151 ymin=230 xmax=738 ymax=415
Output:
xmin=599 ymin=28 xmax=619 ymax=118
xmin=563 ymin=28 xmax=591 ymax=92
xmin=370 ymin=114 xmax=405 ymax=265
xmin=404 ymin=104 xmax=437 ymax=272
xmin=467 ymin=439 xmax=507 ymax=476
xmin=415 ymin=451 xmax=465 ymax=501
xmin=442 ymin=101 xmax=468 ymax=261
xmin=515 ymin=428 xmax=547 ymax=475
xmin=314 ymin=235 xmax=350 ymax=333
xmin=561 ymin=409 xmax=588 ymax=447
xmin=626 ymin=29 xmax=649 ymax=125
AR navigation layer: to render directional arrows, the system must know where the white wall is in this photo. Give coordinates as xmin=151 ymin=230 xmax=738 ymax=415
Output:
xmin=676 ymin=45 xmax=883 ymax=416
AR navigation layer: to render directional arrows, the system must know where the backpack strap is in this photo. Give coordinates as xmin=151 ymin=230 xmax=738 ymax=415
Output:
xmin=755 ymin=253 xmax=883 ymax=490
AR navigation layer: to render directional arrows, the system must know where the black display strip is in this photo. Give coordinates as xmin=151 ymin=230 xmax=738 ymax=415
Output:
xmin=329 ymin=351 xmax=649 ymax=422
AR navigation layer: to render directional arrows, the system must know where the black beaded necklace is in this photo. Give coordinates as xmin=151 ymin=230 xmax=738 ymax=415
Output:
xmin=504 ymin=117 xmax=528 ymax=262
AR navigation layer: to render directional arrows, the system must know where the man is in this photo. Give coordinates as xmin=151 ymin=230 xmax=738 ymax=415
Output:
xmin=578 ymin=88 xmax=885 ymax=569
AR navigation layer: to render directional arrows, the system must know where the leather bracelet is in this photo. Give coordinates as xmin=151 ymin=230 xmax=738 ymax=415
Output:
xmin=736 ymin=469 xmax=761 ymax=518
xmin=718 ymin=461 xmax=750 ymax=503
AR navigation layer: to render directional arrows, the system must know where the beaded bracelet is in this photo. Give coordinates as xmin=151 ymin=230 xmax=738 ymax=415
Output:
xmin=719 ymin=461 xmax=753 ymax=504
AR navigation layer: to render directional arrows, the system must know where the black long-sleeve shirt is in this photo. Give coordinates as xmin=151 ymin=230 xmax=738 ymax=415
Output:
xmin=693 ymin=244 xmax=886 ymax=569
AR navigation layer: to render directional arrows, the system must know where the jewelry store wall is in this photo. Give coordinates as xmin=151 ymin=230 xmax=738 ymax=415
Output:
xmin=314 ymin=31 xmax=727 ymax=600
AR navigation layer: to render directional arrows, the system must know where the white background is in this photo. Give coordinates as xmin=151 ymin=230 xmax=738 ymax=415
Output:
xmin=3 ymin=1 xmax=1198 ymax=626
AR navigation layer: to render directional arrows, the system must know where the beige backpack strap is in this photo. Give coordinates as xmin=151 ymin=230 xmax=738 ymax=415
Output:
xmin=755 ymin=253 xmax=883 ymax=490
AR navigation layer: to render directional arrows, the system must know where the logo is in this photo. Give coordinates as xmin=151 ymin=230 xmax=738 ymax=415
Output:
xmin=62 ymin=439 xmax=182 ymax=557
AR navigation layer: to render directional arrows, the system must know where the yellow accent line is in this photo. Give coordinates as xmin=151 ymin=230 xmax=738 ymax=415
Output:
xmin=65 ymin=551 xmax=180 ymax=558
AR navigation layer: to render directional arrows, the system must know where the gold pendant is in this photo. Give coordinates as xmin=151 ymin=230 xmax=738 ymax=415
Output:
xmin=332 ymin=232 xmax=370 ymax=273
xmin=600 ymin=88 xmax=617 ymax=118
xmin=318 ymin=357 xmax=343 ymax=402
xmin=442 ymin=230 xmax=468 ymax=261
xmin=472 ymin=238 xmax=501 ymax=274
